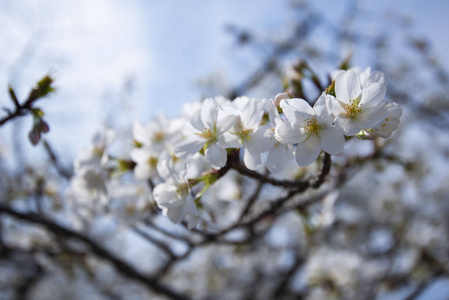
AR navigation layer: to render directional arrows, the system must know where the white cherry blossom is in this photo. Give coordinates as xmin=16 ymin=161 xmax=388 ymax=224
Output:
xmin=265 ymin=99 xmax=295 ymax=173
xmin=174 ymin=98 xmax=236 ymax=169
xmin=372 ymin=101 xmax=402 ymax=138
xmin=72 ymin=129 xmax=115 ymax=196
xmin=72 ymin=164 xmax=108 ymax=196
xmin=222 ymin=96 xmax=272 ymax=170
xmin=133 ymin=114 xmax=181 ymax=152
xmin=74 ymin=129 xmax=115 ymax=172
xmin=153 ymin=156 xmax=200 ymax=229
xmin=329 ymin=70 xmax=389 ymax=136
xmin=130 ymin=148 xmax=159 ymax=180
xmin=350 ymin=66 xmax=386 ymax=88
xmin=276 ymin=93 xmax=345 ymax=166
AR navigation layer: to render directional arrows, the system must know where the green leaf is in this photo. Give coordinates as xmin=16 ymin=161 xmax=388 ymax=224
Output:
xmin=27 ymin=75 xmax=55 ymax=103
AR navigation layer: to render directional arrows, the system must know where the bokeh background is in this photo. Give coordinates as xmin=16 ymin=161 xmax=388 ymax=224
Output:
xmin=0 ymin=0 xmax=448 ymax=164
xmin=1 ymin=1 xmax=449 ymax=299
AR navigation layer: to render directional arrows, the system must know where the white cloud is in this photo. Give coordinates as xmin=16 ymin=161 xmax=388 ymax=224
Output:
xmin=0 ymin=0 xmax=152 ymax=161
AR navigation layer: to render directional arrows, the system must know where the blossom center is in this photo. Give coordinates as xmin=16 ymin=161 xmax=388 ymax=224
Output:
xmin=347 ymin=97 xmax=363 ymax=118
xmin=270 ymin=128 xmax=280 ymax=147
xmin=304 ymin=118 xmax=321 ymax=136
xmin=195 ymin=127 xmax=215 ymax=141
xmin=171 ymin=153 xmax=181 ymax=163
xmin=93 ymin=147 xmax=104 ymax=158
xmin=147 ymin=156 xmax=158 ymax=168
xmin=239 ymin=128 xmax=254 ymax=140
xmin=153 ymin=132 xmax=165 ymax=142
xmin=176 ymin=184 xmax=189 ymax=198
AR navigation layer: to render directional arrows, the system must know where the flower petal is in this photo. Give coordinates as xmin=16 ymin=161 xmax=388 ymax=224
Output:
xmin=247 ymin=126 xmax=274 ymax=153
xmin=373 ymin=124 xmax=395 ymax=138
xmin=184 ymin=194 xmax=200 ymax=229
xmin=360 ymin=82 xmax=386 ymax=107
xmin=267 ymin=99 xmax=280 ymax=125
xmin=201 ymin=98 xmax=218 ymax=130
xmin=218 ymin=132 xmax=241 ymax=148
xmin=320 ymin=127 xmax=345 ymax=154
xmin=386 ymin=102 xmax=403 ymax=118
xmin=334 ymin=116 xmax=361 ymax=136
xmin=133 ymin=121 xmax=150 ymax=144
xmin=205 ymin=142 xmax=227 ymax=168
xmin=242 ymin=98 xmax=265 ymax=129
xmin=295 ymin=136 xmax=322 ymax=166
xmin=335 ymin=70 xmax=361 ymax=103
xmin=280 ymin=98 xmax=314 ymax=123
xmin=314 ymin=93 xmax=333 ymax=125
xmin=174 ymin=135 xmax=205 ymax=159
xmin=130 ymin=148 xmax=149 ymax=163
xmin=216 ymin=114 xmax=236 ymax=134
xmin=366 ymin=71 xmax=386 ymax=87
xmin=190 ymin=113 xmax=204 ymax=132
xmin=275 ymin=122 xmax=305 ymax=144
xmin=232 ymin=96 xmax=250 ymax=111
xmin=266 ymin=145 xmax=289 ymax=173
xmin=187 ymin=214 xmax=200 ymax=229
xmin=243 ymin=145 xmax=261 ymax=170
xmin=153 ymin=183 xmax=177 ymax=206
xmin=352 ymin=105 xmax=389 ymax=129
xmin=134 ymin=163 xmax=156 ymax=180
xmin=328 ymin=97 xmax=348 ymax=117
xmin=164 ymin=203 xmax=185 ymax=224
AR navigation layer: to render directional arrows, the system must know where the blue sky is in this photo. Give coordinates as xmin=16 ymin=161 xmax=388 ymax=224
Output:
xmin=0 ymin=0 xmax=448 ymax=163
xmin=1 ymin=3 xmax=448 ymax=297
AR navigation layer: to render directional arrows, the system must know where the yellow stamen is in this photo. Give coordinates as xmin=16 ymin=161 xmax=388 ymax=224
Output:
xmin=147 ymin=156 xmax=158 ymax=168
xmin=347 ymin=97 xmax=363 ymax=118
xmin=153 ymin=132 xmax=165 ymax=142
xmin=195 ymin=128 xmax=213 ymax=139
xmin=240 ymin=128 xmax=254 ymax=140
xmin=93 ymin=147 xmax=104 ymax=158
xmin=304 ymin=118 xmax=321 ymax=136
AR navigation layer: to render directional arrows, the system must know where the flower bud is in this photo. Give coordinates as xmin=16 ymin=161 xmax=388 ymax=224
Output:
xmin=274 ymin=92 xmax=290 ymax=106
xmin=29 ymin=126 xmax=41 ymax=146
xmin=38 ymin=119 xmax=50 ymax=133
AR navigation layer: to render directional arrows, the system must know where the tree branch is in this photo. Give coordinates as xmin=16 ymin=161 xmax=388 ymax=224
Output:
xmin=228 ymin=152 xmax=331 ymax=191
xmin=0 ymin=203 xmax=191 ymax=300
xmin=0 ymin=76 xmax=54 ymax=127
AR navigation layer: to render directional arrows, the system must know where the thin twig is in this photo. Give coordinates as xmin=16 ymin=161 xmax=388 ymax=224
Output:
xmin=132 ymin=226 xmax=176 ymax=259
xmin=238 ymin=176 xmax=266 ymax=222
xmin=0 ymin=203 xmax=191 ymax=300
xmin=42 ymin=140 xmax=72 ymax=179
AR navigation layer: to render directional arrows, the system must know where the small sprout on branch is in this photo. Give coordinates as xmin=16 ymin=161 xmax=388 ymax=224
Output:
xmin=28 ymin=109 xmax=50 ymax=146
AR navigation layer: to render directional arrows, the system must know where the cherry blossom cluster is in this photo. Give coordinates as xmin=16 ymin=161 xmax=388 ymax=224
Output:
xmin=70 ymin=67 xmax=402 ymax=228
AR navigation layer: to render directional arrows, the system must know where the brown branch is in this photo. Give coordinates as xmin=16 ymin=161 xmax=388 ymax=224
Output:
xmin=132 ymin=227 xmax=177 ymax=259
xmin=226 ymin=17 xmax=319 ymax=99
xmin=238 ymin=175 xmax=266 ymax=222
xmin=228 ymin=152 xmax=331 ymax=191
xmin=0 ymin=203 xmax=191 ymax=300
xmin=0 ymin=102 xmax=32 ymax=126
xmin=195 ymin=152 xmax=333 ymax=239
xmin=0 ymin=76 xmax=54 ymax=127
xmin=143 ymin=219 xmax=192 ymax=245
xmin=42 ymin=139 xmax=73 ymax=179
xmin=311 ymin=152 xmax=332 ymax=188
xmin=272 ymin=254 xmax=305 ymax=298
xmin=227 ymin=159 xmax=308 ymax=190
